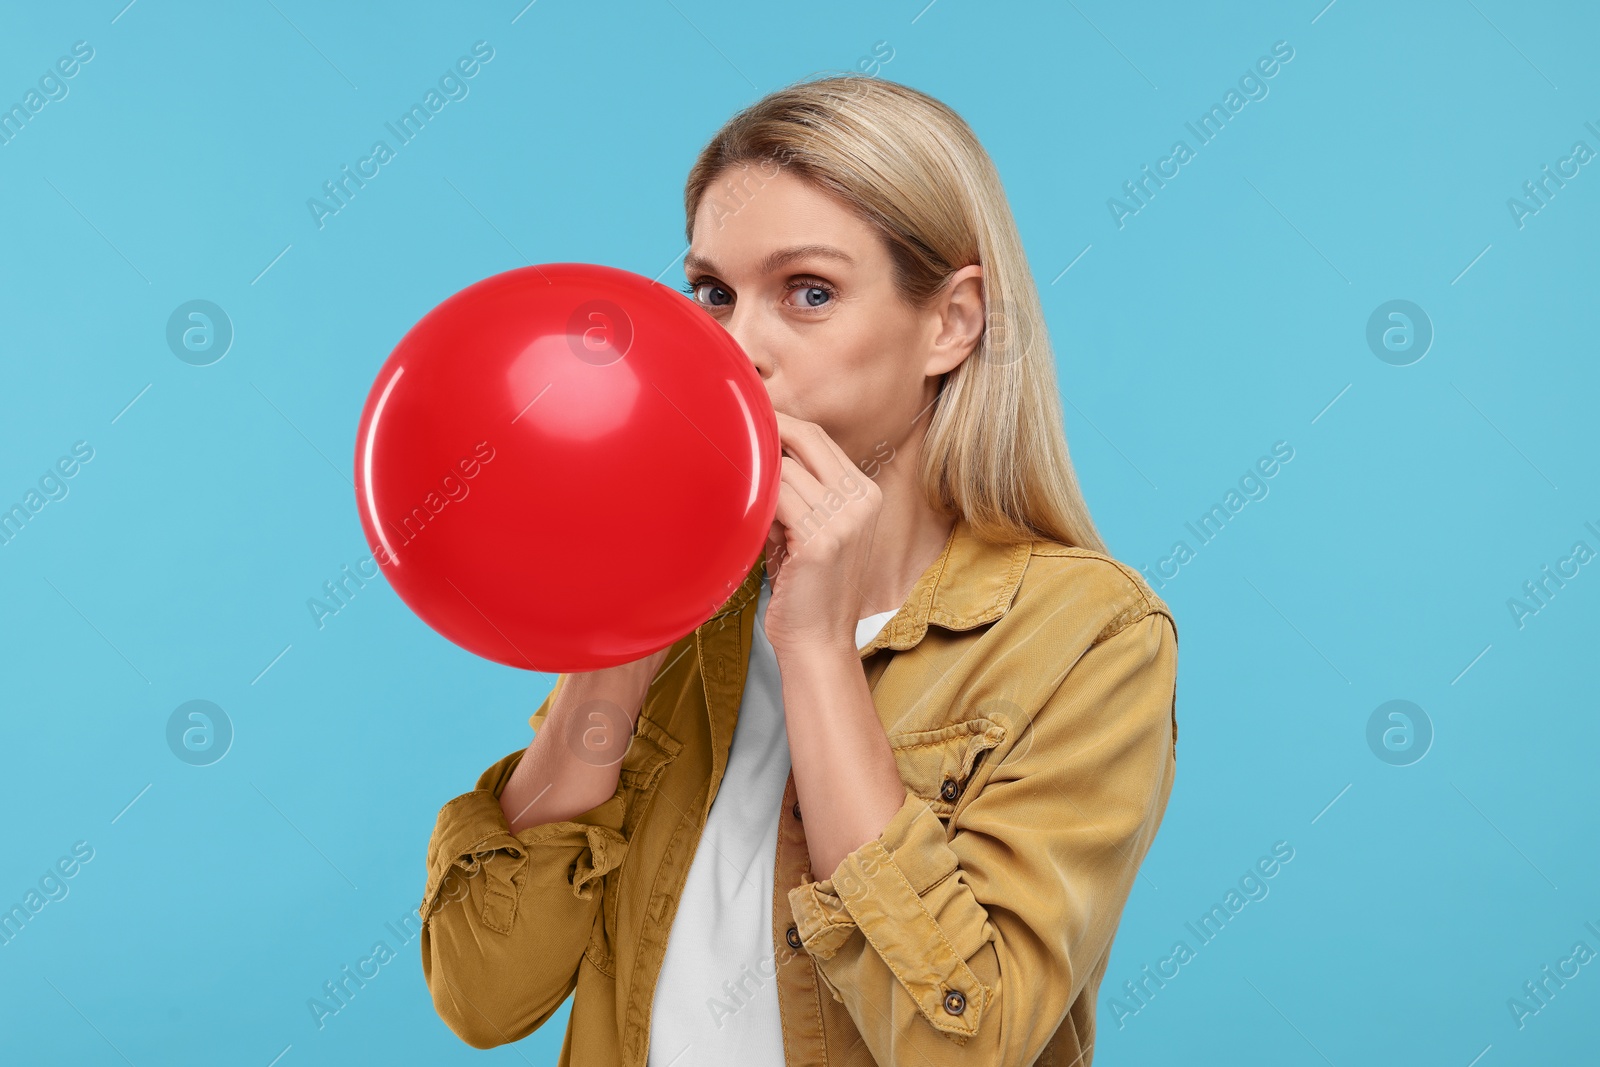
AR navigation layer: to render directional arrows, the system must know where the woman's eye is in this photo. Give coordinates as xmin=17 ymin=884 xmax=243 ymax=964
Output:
xmin=682 ymin=282 xmax=732 ymax=307
xmin=786 ymin=283 xmax=835 ymax=309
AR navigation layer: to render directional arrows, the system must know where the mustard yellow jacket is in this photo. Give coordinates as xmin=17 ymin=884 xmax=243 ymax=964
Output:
xmin=419 ymin=515 xmax=1179 ymax=1065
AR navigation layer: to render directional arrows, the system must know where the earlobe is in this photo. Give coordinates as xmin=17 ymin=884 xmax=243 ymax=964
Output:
xmin=926 ymin=266 xmax=985 ymax=376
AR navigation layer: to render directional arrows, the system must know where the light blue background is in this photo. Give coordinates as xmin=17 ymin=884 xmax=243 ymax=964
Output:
xmin=2 ymin=1 xmax=1596 ymax=1064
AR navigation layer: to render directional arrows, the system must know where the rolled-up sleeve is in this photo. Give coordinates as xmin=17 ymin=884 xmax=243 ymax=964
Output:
xmin=786 ymin=610 xmax=1179 ymax=1062
xmin=419 ymin=683 xmax=632 ymax=1049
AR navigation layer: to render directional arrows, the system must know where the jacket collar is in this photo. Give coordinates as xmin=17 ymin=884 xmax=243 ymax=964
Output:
xmin=705 ymin=514 xmax=1033 ymax=657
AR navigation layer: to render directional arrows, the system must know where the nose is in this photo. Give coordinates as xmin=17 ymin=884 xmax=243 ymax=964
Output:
xmin=723 ymin=309 xmax=774 ymax=380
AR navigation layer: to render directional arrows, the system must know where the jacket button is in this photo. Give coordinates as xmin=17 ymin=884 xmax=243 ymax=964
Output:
xmin=943 ymin=989 xmax=966 ymax=1015
xmin=786 ymin=925 xmax=802 ymax=950
xmin=792 ymin=801 xmax=801 ymax=820
xmin=939 ymin=777 xmax=959 ymax=802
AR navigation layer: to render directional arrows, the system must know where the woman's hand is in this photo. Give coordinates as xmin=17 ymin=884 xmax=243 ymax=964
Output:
xmin=762 ymin=411 xmax=883 ymax=658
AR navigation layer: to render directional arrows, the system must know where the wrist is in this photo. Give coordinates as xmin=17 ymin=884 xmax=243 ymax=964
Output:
xmin=773 ymin=637 xmax=859 ymax=674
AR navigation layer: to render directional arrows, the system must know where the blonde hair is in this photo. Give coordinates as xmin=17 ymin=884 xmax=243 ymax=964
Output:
xmin=683 ymin=73 xmax=1109 ymax=555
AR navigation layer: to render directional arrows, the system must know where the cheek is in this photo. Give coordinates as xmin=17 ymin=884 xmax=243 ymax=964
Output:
xmin=798 ymin=357 xmax=909 ymax=442
xmin=771 ymin=304 xmax=920 ymax=413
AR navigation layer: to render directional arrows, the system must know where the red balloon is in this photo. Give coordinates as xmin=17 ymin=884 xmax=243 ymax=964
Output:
xmin=354 ymin=262 xmax=779 ymax=672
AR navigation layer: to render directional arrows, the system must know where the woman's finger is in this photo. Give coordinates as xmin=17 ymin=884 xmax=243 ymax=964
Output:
xmin=775 ymin=412 xmax=854 ymax=494
xmin=776 ymin=455 xmax=828 ymax=518
xmin=771 ymin=474 xmax=817 ymax=550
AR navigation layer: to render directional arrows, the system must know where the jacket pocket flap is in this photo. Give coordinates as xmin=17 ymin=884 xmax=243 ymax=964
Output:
xmin=616 ymin=714 xmax=683 ymax=794
xmin=887 ymin=717 xmax=1006 ymax=815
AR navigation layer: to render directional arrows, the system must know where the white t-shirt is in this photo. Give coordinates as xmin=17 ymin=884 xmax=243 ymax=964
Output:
xmin=646 ymin=576 xmax=898 ymax=1066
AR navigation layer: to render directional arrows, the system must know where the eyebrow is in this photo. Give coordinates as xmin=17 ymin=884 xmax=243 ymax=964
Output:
xmin=683 ymin=244 xmax=855 ymax=278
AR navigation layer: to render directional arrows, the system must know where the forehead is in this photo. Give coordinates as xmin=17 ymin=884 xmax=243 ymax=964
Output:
xmin=687 ymin=164 xmax=882 ymax=275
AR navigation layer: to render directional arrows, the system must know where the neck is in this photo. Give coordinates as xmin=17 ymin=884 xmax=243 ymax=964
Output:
xmin=856 ymin=462 xmax=956 ymax=618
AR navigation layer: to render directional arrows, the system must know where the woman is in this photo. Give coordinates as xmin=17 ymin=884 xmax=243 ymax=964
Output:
xmin=419 ymin=74 xmax=1178 ymax=1067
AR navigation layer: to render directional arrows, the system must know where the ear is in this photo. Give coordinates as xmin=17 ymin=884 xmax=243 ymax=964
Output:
xmin=923 ymin=264 xmax=984 ymax=378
